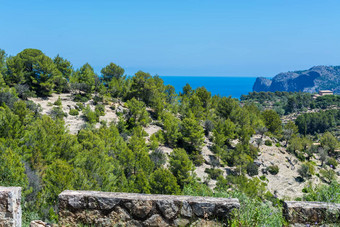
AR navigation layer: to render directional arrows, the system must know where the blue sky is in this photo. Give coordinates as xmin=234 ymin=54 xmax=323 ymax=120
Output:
xmin=1 ymin=0 xmax=340 ymax=77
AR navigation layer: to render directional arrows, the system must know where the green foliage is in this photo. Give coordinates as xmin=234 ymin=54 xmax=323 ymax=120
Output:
xmin=0 ymin=145 xmax=28 ymax=188
xmin=101 ymin=62 xmax=125 ymax=83
xmin=320 ymin=132 xmax=339 ymax=155
xmin=180 ymin=114 xmax=204 ymax=153
xmin=246 ymin=162 xmax=259 ymax=176
xmin=267 ymin=165 xmax=279 ymax=175
xmin=70 ymin=63 xmax=97 ymax=94
xmin=169 ymin=148 xmax=194 ymax=188
xmin=6 ymin=49 xmax=60 ymax=96
xmin=83 ymin=105 xmax=99 ymax=123
xmin=295 ymin=110 xmax=340 ymax=135
xmin=95 ymin=104 xmax=105 ymax=116
xmin=126 ymin=98 xmax=150 ymax=128
xmin=149 ymin=148 xmax=166 ymax=169
xmin=264 ymin=140 xmax=272 ymax=146
xmin=298 ymin=163 xmax=313 ymax=179
xmin=50 ymin=106 xmax=67 ymax=120
xmin=69 ymin=108 xmax=79 ymax=116
xmin=303 ymin=181 xmax=340 ymax=203
xmin=149 ymin=168 xmax=180 ymax=195
xmin=262 ymin=109 xmax=282 ymax=135
xmin=53 ymin=96 xmax=62 ymax=106
xmin=319 ymin=169 xmax=336 ymax=183
xmin=326 ymin=157 xmax=338 ymax=169
xmin=162 ymin=111 xmax=181 ymax=147
xmin=204 ymin=168 xmax=223 ymax=180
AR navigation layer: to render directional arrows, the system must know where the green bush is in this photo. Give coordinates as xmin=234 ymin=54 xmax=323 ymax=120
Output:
xmin=75 ymin=102 xmax=84 ymax=110
xmin=265 ymin=140 xmax=272 ymax=146
xmin=69 ymin=108 xmax=79 ymax=116
xmin=275 ymin=143 xmax=281 ymax=147
xmin=50 ymin=106 xmax=67 ymax=119
xmin=205 ymin=168 xmax=224 ymax=180
xmin=246 ymin=162 xmax=259 ymax=176
xmin=192 ymin=154 xmax=205 ymax=166
xmin=298 ymin=163 xmax=313 ymax=179
xmin=95 ymin=104 xmax=105 ymax=116
xmin=260 ymin=175 xmax=267 ymax=181
xmin=83 ymin=105 xmax=99 ymax=123
xmin=53 ymin=96 xmax=62 ymax=106
xmin=326 ymin=157 xmax=338 ymax=169
xmin=267 ymin=165 xmax=279 ymax=175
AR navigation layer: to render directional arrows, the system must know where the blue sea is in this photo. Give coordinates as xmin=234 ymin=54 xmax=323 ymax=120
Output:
xmin=160 ymin=76 xmax=257 ymax=99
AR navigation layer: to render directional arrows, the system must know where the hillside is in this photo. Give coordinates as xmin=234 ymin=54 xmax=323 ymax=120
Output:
xmin=253 ymin=65 xmax=340 ymax=94
xmin=0 ymin=48 xmax=339 ymax=226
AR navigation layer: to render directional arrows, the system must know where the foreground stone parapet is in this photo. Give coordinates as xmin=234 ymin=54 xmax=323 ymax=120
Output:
xmin=0 ymin=187 xmax=21 ymax=227
xmin=284 ymin=201 xmax=340 ymax=225
xmin=58 ymin=190 xmax=240 ymax=226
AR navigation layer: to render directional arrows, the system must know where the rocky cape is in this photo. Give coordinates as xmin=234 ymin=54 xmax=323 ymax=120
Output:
xmin=253 ymin=65 xmax=340 ymax=94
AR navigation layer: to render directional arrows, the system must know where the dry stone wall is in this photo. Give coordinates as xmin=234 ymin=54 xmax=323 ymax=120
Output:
xmin=284 ymin=201 xmax=340 ymax=226
xmin=0 ymin=187 xmax=21 ymax=227
xmin=58 ymin=190 xmax=240 ymax=226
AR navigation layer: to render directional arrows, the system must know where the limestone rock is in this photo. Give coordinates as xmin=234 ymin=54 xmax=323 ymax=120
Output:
xmin=174 ymin=218 xmax=190 ymax=226
xmin=156 ymin=200 xmax=179 ymax=220
xmin=143 ymin=214 xmax=169 ymax=227
xmin=191 ymin=202 xmax=215 ymax=218
xmin=125 ymin=200 xmax=154 ymax=219
xmin=180 ymin=202 xmax=193 ymax=218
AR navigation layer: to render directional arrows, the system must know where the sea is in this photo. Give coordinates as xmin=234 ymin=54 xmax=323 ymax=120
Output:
xmin=159 ymin=76 xmax=257 ymax=99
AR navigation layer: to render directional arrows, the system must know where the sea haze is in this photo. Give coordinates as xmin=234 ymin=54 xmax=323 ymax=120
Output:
xmin=160 ymin=76 xmax=257 ymax=98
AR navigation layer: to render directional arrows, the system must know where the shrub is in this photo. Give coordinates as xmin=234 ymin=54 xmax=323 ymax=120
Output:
xmin=319 ymin=169 xmax=336 ymax=183
xmin=69 ymin=108 xmax=79 ymax=116
xmin=149 ymin=148 xmax=166 ymax=169
xmin=192 ymin=154 xmax=205 ymax=166
xmin=83 ymin=105 xmax=99 ymax=123
xmin=326 ymin=157 xmax=338 ymax=169
xmin=260 ymin=175 xmax=267 ymax=181
xmin=205 ymin=168 xmax=224 ymax=180
xmin=53 ymin=96 xmax=62 ymax=106
xmin=275 ymin=143 xmax=281 ymax=147
xmin=95 ymin=104 xmax=105 ymax=116
xmin=267 ymin=165 xmax=279 ymax=175
xmin=50 ymin=107 xmax=67 ymax=119
xmin=298 ymin=164 xmax=312 ymax=179
xmin=246 ymin=162 xmax=259 ymax=176
xmin=265 ymin=140 xmax=272 ymax=146
xmin=296 ymin=152 xmax=306 ymax=162
xmin=75 ymin=102 xmax=84 ymax=110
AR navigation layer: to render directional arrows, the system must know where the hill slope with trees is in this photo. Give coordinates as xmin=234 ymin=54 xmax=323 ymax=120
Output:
xmin=0 ymin=48 xmax=339 ymax=226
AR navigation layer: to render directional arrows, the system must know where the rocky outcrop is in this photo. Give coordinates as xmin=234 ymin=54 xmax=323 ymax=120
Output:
xmin=0 ymin=186 xmax=21 ymax=227
xmin=58 ymin=190 xmax=240 ymax=226
xmin=283 ymin=201 xmax=340 ymax=225
xmin=253 ymin=65 xmax=340 ymax=94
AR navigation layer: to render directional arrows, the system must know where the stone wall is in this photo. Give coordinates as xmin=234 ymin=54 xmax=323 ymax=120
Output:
xmin=284 ymin=201 xmax=340 ymax=226
xmin=58 ymin=190 xmax=240 ymax=226
xmin=0 ymin=187 xmax=21 ymax=227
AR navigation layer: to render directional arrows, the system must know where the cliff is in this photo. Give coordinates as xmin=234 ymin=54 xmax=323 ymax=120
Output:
xmin=253 ymin=65 xmax=340 ymax=94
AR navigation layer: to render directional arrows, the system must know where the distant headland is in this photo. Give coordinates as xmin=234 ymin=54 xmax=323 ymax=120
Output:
xmin=253 ymin=65 xmax=340 ymax=94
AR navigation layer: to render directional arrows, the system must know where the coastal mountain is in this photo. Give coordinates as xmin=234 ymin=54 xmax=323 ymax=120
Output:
xmin=253 ymin=65 xmax=340 ymax=94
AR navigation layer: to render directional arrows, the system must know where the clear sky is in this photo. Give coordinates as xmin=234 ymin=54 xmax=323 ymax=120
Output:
xmin=1 ymin=0 xmax=340 ymax=77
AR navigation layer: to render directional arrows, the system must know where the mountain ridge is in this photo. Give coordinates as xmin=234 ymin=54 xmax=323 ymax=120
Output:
xmin=253 ymin=65 xmax=340 ymax=94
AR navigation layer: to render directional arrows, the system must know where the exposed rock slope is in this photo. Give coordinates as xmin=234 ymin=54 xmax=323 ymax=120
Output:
xmin=253 ymin=65 xmax=340 ymax=94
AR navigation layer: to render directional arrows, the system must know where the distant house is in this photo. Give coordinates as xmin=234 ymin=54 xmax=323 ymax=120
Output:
xmin=318 ymin=90 xmax=333 ymax=96
xmin=313 ymin=90 xmax=333 ymax=99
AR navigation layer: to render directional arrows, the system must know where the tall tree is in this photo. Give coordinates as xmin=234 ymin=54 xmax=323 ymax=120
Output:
xmin=6 ymin=49 xmax=60 ymax=96
xmin=101 ymin=62 xmax=125 ymax=83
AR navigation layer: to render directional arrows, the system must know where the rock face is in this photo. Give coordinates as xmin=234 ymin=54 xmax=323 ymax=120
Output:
xmin=283 ymin=201 xmax=340 ymax=225
xmin=253 ymin=65 xmax=340 ymax=94
xmin=58 ymin=190 xmax=240 ymax=226
xmin=0 ymin=186 xmax=21 ymax=227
